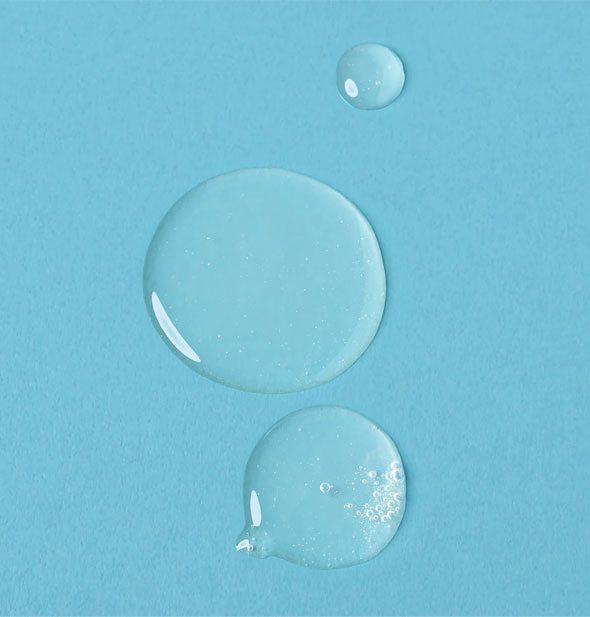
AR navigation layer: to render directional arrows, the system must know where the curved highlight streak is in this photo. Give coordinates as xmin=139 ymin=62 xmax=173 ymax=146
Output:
xmin=250 ymin=489 xmax=262 ymax=527
xmin=151 ymin=291 xmax=201 ymax=363
xmin=236 ymin=539 xmax=252 ymax=552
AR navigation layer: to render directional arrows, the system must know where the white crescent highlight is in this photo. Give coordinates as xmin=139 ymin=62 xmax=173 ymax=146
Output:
xmin=151 ymin=291 xmax=201 ymax=363
xmin=250 ymin=489 xmax=262 ymax=527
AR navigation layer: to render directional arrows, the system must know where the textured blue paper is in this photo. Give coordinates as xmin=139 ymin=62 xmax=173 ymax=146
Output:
xmin=1 ymin=2 xmax=589 ymax=615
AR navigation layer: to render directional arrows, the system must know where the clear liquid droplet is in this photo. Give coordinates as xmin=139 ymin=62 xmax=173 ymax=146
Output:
xmin=337 ymin=43 xmax=405 ymax=110
xmin=236 ymin=406 xmax=406 ymax=569
xmin=144 ymin=169 xmax=386 ymax=393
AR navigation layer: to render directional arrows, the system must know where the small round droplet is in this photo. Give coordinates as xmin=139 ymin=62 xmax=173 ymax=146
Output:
xmin=319 ymin=482 xmax=332 ymax=493
xmin=337 ymin=43 xmax=405 ymax=110
xmin=367 ymin=470 xmax=377 ymax=479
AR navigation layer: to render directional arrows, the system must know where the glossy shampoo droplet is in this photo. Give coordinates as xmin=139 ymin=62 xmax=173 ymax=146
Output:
xmin=337 ymin=43 xmax=405 ymax=110
xmin=236 ymin=406 xmax=406 ymax=569
xmin=144 ymin=169 xmax=386 ymax=393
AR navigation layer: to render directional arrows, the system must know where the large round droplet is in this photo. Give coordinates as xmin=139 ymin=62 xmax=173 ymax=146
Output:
xmin=337 ymin=43 xmax=405 ymax=110
xmin=236 ymin=406 xmax=406 ymax=569
xmin=144 ymin=169 xmax=385 ymax=393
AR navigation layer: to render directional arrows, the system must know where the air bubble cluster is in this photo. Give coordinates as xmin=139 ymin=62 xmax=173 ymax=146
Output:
xmin=351 ymin=462 xmax=405 ymax=524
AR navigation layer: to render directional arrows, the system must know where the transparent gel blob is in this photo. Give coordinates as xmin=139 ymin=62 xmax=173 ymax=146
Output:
xmin=337 ymin=43 xmax=405 ymax=110
xmin=236 ymin=406 xmax=406 ymax=569
xmin=143 ymin=169 xmax=386 ymax=394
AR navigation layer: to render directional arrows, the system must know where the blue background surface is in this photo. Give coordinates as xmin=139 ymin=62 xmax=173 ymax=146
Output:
xmin=1 ymin=2 xmax=589 ymax=615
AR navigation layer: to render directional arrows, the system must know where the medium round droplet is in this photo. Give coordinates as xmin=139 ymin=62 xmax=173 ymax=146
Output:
xmin=319 ymin=482 xmax=332 ymax=493
xmin=337 ymin=43 xmax=405 ymax=110
xmin=144 ymin=169 xmax=386 ymax=393
xmin=235 ymin=406 xmax=406 ymax=569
